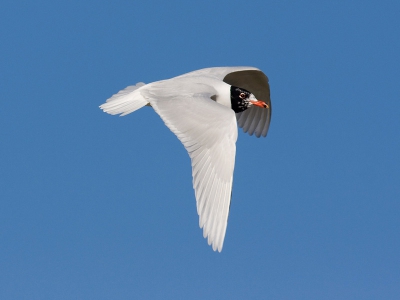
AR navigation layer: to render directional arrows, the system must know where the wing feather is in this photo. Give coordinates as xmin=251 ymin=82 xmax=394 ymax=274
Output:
xmin=248 ymin=106 xmax=261 ymax=136
xmin=142 ymin=81 xmax=237 ymax=252
xmin=243 ymin=106 xmax=257 ymax=134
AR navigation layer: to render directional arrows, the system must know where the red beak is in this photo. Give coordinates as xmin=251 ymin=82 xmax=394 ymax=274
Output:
xmin=250 ymin=100 xmax=269 ymax=108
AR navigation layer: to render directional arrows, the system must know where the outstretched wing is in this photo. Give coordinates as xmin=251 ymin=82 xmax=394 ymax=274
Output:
xmin=180 ymin=67 xmax=272 ymax=137
xmin=141 ymin=81 xmax=238 ymax=252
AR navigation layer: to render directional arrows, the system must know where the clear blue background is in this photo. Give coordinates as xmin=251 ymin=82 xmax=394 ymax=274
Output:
xmin=1 ymin=0 xmax=399 ymax=299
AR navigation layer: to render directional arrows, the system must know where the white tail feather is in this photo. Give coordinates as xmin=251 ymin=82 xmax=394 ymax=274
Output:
xmin=99 ymin=82 xmax=148 ymax=116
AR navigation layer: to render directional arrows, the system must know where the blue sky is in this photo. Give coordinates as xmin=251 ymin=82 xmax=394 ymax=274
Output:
xmin=1 ymin=0 xmax=399 ymax=299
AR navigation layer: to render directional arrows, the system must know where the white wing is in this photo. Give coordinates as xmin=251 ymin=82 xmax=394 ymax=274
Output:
xmin=141 ymin=80 xmax=238 ymax=252
xmin=179 ymin=67 xmax=272 ymax=137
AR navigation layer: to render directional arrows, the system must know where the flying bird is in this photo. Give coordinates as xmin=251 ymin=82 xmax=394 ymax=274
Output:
xmin=100 ymin=67 xmax=271 ymax=252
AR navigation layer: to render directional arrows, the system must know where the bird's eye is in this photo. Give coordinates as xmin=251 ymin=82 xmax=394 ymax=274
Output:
xmin=239 ymin=93 xmax=246 ymax=99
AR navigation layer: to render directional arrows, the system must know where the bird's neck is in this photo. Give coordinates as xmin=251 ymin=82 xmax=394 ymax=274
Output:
xmin=213 ymin=82 xmax=232 ymax=108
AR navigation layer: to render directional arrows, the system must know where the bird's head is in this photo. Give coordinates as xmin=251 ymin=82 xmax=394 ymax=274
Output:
xmin=230 ymin=86 xmax=269 ymax=113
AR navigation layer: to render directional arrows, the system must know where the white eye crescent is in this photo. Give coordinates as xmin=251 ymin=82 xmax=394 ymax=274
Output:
xmin=239 ymin=93 xmax=246 ymax=99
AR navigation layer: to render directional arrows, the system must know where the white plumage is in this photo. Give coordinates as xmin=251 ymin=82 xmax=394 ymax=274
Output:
xmin=100 ymin=67 xmax=271 ymax=252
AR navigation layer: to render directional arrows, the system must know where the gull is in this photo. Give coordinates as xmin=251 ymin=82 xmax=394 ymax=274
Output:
xmin=100 ymin=67 xmax=271 ymax=252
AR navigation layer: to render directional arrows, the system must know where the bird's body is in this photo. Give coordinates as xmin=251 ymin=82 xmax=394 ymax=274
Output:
xmin=100 ymin=67 xmax=271 ymax=251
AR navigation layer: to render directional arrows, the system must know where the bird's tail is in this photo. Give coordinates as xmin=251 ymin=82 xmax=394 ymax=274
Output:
xmin=99 ymin=82 xmax=148 ymax=116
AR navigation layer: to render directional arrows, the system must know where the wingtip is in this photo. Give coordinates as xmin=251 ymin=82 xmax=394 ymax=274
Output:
xmin=204 ymin=227 xmax=224 ymax=252
xmin=212 ymin=240 xmax=223 ymax=252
